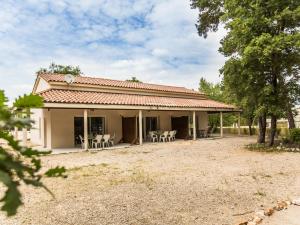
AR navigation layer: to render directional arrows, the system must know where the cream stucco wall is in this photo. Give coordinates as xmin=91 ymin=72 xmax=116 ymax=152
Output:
xmin=31 ymin=108 xmax=209 ymax=149
xmin=35 ymin=78 xmax=50 ymax=93
xmin=30 ymin=108 xmax=43 ymax=146
xmin=197 ymin=111 xmax=208 ymax=129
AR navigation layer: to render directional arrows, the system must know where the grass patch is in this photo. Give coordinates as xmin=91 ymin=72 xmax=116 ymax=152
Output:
xmin=246 ymin=143 xmax=281 ymax=153
xmin=130 ymin=169 xmax=154 ymax=189
xmin=254 ymin=190 xmax=266 ymax=197
xmin=246 ymin=142 xmax=300 ymax=153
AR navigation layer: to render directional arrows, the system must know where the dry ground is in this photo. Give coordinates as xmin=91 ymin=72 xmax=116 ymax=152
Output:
xmin=0 ymin=136 xmax=300 ymax=225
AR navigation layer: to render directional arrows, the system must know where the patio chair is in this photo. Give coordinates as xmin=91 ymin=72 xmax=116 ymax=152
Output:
xmin=102 ymin=134 xmax=111 ymax=148
xmin=205 ymin=127 xmax=212 ymax=138
xmin=92 ymin=135 xmax=103 ymax=149
xmin=109 ymin=133 xmax=115 ymax=146
xmin=168 ymin=130 xmax=176 ymax=141
xmin=149 ymin=131 xmax=158 ymax=142
xmin=159 ymin=131 xmax=169 ymax=142
xmin=79 ymin=135 xmax=85 ymax=149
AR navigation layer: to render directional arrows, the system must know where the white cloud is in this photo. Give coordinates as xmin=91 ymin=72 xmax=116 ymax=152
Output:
xmin=0 ymin=0 xmax=227 ymax=102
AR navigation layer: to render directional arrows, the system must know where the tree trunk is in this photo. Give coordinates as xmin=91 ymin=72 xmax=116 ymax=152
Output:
xmin=269 ymin=115 xmax=277 ymax=146
xmin=247 ymin=116 xmax=254 ymax=136
xmin=248 ymin=124 xmax=253 ymax=136
xmin=287 ymin=106 xmax=295 ymax=129
xmin=257 ymin=114 xmax=266 ymax=143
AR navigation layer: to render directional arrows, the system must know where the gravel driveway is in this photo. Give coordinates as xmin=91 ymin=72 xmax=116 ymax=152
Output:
xmin=1 ymin=136 xmax=300 ymax=225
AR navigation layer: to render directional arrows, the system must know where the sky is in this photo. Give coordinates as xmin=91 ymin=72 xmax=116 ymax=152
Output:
xmin=0 ymin=0 xmax=226 ymax=102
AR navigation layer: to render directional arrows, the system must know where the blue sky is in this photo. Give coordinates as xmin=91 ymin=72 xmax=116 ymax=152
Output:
xmin=0 ymin=0 xmax=226 ymax=102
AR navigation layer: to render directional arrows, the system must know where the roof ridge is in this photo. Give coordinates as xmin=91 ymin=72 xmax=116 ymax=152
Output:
xmin=38 ymin=73 xmax=203 ymax=95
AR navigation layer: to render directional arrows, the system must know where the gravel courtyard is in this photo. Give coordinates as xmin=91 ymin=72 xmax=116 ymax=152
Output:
xmin=1 ymin=136 xmax=300 ymax=225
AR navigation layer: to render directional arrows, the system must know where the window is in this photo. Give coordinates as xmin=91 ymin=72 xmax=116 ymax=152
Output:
xmin=145 ymin=117 xmax=158 ymax=133
xmin=74 ymin=117 xmax=105 ymax=146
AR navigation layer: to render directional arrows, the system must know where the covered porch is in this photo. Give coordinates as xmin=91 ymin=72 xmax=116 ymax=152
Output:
xmin=30 ymin=104 xmax=241 ymax=151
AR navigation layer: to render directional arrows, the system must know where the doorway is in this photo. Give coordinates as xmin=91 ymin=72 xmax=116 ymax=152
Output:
xmin=171 ymin=116 xmax=189 ymax=139
xmin=122 ymin=117 xmax=137 ymax=143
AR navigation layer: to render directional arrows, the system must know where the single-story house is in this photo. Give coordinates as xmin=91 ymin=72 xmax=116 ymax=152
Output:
xmin=30 ymin=73 xmax=240 ymax=150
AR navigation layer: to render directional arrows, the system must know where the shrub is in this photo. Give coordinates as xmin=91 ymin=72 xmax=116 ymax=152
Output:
xmin=290 ymin=128 xmax=300 ymax=143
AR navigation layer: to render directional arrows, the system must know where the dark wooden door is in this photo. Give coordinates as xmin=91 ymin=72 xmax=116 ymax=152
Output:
xmin=122 ymin=117 xmax=137 ymax=143
xmin=171 ymin=116 xmax=189 ymax=139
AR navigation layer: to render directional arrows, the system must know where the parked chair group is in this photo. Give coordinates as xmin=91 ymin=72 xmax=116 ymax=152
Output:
xmin=149 ymin=130 xmax=177 ymax=143
xmin=79 ymin=133 xmax=115 ymax=149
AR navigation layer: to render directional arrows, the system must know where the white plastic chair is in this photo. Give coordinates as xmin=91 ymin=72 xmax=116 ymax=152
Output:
xmin=109 ymin=133 xmax=115 ymax=146
xmin=92 ymin=135 xmax=103 ymax=149
xmin=159 ymin=131 xmax=169 ymax=142
xmin=79 ymin=135 xmax=85 ymax=149
xmin=102 ymin=134 xmax=111 ymax=148
xmin=168 ymin=130 xmax=176 ymax=141
xmin=149 ymin=131 xmax=158 ymax=142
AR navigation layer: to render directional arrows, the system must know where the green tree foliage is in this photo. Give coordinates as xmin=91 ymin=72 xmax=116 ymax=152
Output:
xmin=191 ymin=0 xmax=300 ymax=145
xmin=126 ymin=77 xmax=142 ymax=83
xmin=199 ymin=78 xmax=236 ymax=128
xmin=0 ymin=91 xmax=66 ymax=216
xmin=37 ymin=62 xmax=82 ymax=76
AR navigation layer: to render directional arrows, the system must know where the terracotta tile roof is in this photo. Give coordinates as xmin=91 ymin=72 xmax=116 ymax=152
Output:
xmin=39 ymin=89 xmax=236 ymax=110
xmin=39 ymin=73 xmax=203 ymax=95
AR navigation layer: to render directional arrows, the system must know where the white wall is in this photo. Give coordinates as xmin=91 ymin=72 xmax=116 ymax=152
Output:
xmin=30 ymin=108 xmax=43 ymax=146
xmin=197 ymin=111 xmax=208 ymax=129
xmin=35 ymin=78 xmax=50 ymax=93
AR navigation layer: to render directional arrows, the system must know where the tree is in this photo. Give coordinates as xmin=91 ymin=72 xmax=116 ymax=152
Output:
xmin=37 ymin=62 xmax=82 ymax=76
xmin=199 ymin=78 xmax=236 ymax=128
xmin=191 ymin=0 xmax=300 ymax=146
xmin=126 ymin=77 xmax=142 ymax=83
xmin=0 ymin=90 xmax=65 ymax=216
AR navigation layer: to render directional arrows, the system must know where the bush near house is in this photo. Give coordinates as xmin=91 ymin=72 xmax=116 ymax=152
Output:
xmin=289 ymin=128 xmax=300 ymax=143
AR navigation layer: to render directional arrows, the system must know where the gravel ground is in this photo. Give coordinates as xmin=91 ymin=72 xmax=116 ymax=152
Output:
xmin=261 ymin=205 xmax=300 ymax=225
xmin=0 ymin=136 xmax=300 ymax=225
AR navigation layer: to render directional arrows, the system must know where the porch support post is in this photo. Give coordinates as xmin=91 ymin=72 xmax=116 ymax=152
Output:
xmin=220 ymin=112 xmax=223 ymax=138
xmin=22 ymin=128 xmax=27 ymax=147
xmin=238 ymin=112 xmax=241 ymax=136
xmin=14 ymin=127 xmax=18 ymax=140
xmin=193 ymin=111 xmax=196 ymax=140
xmin=84 ymin=109 xmax=88 ymax=150
xmin=139 ymin=110 xmax=143 ymax=145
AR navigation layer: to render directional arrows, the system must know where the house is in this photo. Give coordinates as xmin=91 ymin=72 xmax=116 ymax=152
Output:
xmin=30 ymin=73 xmax=240 ymax=150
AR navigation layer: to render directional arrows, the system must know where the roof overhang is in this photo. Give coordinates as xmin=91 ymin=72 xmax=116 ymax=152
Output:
xmin=43 ymin=102 xmax=241 ymax=112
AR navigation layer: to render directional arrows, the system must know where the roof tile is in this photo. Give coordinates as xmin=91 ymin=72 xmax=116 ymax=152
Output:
xmin=39 ymin=73 xmax=203 ymax=95
xmin=39 ymin=89 xmax=236 ymax=110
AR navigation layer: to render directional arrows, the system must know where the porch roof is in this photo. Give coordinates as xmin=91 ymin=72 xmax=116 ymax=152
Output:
xmin=39 ymin=89 xmax=238 ymax=111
